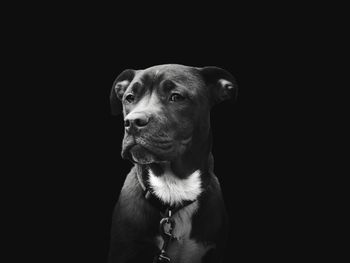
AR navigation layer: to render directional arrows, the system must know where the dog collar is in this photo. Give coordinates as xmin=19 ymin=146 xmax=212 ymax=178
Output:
xmin=143 ymin=189 xmax=196 ymax=215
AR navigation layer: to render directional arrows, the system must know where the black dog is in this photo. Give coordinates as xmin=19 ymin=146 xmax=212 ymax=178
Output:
xmin=108 ymin=64 xmax=237 ymax=263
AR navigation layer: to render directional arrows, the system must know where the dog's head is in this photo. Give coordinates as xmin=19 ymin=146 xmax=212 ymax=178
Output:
xmin=110 ymin=64 xmax=237 ymax=165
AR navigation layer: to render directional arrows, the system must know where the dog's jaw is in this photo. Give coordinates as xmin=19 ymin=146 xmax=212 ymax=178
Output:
xmin=147 ymin=165 xmax=202 ymax=206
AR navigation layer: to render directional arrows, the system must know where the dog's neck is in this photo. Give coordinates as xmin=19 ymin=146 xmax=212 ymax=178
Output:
xmin=135 ymin=154 xmax=214 ymax=206
xmin=135 ymin=129 xmax=214 ymax=206
xmin=171 ymin=128 xmax=213 ymax=178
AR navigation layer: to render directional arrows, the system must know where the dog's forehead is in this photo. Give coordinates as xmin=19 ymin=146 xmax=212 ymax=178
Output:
xmin=145 ymin=64 xmax=195 ymax=75
xmin=134 ymin=64 xmax=202 ymax=87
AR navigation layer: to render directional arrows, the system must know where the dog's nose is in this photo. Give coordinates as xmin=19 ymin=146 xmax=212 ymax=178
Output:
xmin=124 ymin=112 xmax=150 ymax=132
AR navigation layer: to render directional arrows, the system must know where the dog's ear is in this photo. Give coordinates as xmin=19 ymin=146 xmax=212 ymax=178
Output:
xmin=200 ymin=66 xmax=238 ymax=106
xmin=110 ymin=69 xmax=136 ymax=116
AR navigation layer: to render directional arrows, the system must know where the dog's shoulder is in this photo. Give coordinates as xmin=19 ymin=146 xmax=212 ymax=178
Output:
xmin=110 ymin=167 xmax=159 ymax=238
xmin=191 ymin=173 xmax=229 ymax=243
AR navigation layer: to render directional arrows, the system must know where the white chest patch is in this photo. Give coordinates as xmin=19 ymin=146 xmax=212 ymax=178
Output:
xmin=148 ymin=168 xmax=202 ymax=206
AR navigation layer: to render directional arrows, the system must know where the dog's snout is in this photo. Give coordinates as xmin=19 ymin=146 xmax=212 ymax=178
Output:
xmin=124 ymin=112 xmax=150 ymax=132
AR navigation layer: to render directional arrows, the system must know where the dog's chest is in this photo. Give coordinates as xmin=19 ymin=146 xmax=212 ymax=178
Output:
xmin=149 ymin=168 xmax=214 ymax=262
xmin=154 ymin=202 xmax=214 ymax=263
xmin=148 ymin=168 xmax=202 ymax=206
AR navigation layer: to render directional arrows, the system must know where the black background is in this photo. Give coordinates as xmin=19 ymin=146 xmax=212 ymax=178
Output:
xmin=7 ymin=3 xmax=318 ymax=263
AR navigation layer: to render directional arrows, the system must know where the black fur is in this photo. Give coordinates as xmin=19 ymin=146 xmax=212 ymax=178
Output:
xmin=109 ymin=64 xmax=237 ymax=263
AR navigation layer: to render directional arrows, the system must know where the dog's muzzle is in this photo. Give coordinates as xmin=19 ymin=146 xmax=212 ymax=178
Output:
xmin=124 ymin=112 xmax=150 ymax=135
xmin=121 ymin=134 xmax=173 ymax=165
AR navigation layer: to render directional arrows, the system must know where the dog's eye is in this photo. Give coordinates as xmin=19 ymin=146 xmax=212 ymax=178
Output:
xmin=125 ymin=94 xmax=135 ymax=103
xmin=169 ymin=93 xmax=185 ymax=102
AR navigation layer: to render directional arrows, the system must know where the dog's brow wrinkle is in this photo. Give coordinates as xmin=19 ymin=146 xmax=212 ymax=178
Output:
xmin=152 ymin=70 xmax=162 ymax=87
xmin=131 ymin=82 xmax=143 ymax=93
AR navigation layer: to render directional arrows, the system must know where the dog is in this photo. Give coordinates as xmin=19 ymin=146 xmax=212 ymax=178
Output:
xmin=108 ymin=64 xmax=237 ymax=263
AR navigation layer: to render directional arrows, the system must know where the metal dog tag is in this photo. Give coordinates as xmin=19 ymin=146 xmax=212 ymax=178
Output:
xmin=160 ymin=217 xmax=175 ymax=238
xmin=156 ymin=251 xmax=171 ymax=263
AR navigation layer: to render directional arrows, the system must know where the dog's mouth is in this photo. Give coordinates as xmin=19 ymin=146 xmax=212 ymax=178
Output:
xmin=128 ymin=145 xmax=155 ymax=164
xmin=122 ymin=136 xmax=174 ymax=164
xmin=122 ymin=135 xmax=192 ymax=165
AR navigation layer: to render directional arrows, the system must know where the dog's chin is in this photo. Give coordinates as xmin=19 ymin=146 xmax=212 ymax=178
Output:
xmin=128 ymin=145 xmax=159 ymax=165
